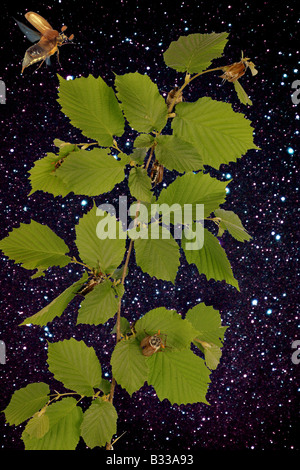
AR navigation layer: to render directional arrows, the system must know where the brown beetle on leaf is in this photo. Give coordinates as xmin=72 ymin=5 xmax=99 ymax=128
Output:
xmin=140 ymin=330 xmax=167 ymax=356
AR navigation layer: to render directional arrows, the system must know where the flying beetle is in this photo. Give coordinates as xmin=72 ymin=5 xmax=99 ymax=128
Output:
xmin=13 ymin=11 xmax=74 ymax=73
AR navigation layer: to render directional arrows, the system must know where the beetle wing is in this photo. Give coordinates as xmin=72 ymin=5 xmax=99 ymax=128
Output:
xmin=13 ymin=17 xmax=41 ymax=43
xmin=31 ymin=36 xmax=56 ymax=56
xmin=25 ymin=11 xmax=54 ymax=34
xmin=140 ymin=336 xmax=150 ymax=349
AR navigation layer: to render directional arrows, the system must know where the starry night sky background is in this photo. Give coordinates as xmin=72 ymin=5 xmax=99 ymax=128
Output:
xmin=0 ymin=0 xmax=299 ymax=453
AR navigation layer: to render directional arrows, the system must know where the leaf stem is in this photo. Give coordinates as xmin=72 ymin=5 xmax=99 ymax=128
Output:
xmin=78 ymin=142 xmax=99 ymax=150
xmin=205 ymin=216 xmax=222 ymax=225
xmin=145 ymin=143 xmax=156 ymax=171
xmin=71 ymin=256 xmax=92 ymax=271
xmin=116 ymin=240 xmax=134 ymax=343
xmin=49 ymin=391 xmax=82 ymax=398
xmin=106 ymin=239 xmax=133 ymax=450
xmin=188 ymin=66 xmax=225 ymax=83
xmin=112 ymin=139 xmax=122 ymax=153
xmin=167 ymin=66 xmax=225 ymax=114
xmin=45 ymin=391 xmax=84 ymax=409
xmin=106 ymin=197 xmax=142 ymax=449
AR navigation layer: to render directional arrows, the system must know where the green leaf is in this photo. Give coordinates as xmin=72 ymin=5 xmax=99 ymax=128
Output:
xmin=185 ymin=303 xmax=227 ymax=347
xmin=155 ymin=135 xmax=203 ymax=172
xmin=55 ymin=148 xmax=126 ymax=196
xmin=0 ymin=221 xmax=71 ymax=271
xmin=185 ymin=303 xmax=227 ymax=370
xmin=157 ymin=171 xmax=228 ymax=219
xmin=214 ymin=208 xmax=252 ymax=241
xmin=163 ymin=32 xmax=229 ymax=73
xmin=80 ymin=400 xmax=117 ymax=448
xmin=183 ymin=227 xmax=239 ymax=290
xmin=233 ymin=80 xmax=253 ymax=106
xmin=99 ymin=378 xmax=112 ymax=395
xmin=56 ymin=148 xmax=126 ymax=197
xmin=135 ymin=307 xmax=198 ymax=350
xmin=111 ymin=316 xmax=131 ymax=337
xmin=77 ymin=280 xmax=124 ymax=325
xmin=53 ymin=140 xmax=79 ymax=155
xmin=134 ymin=134 xmax=155 ymax=148
xmin=148 ymin=349 xmax=210 ymax=405
xmin=133 ymin=228 xmax=180 ymax=283
xmin=112 ymin=265 xmax=128 ymax=282
xmin=24 ymin=412 xmax=50 ymax=439
xmin=201 ymin=344 xmax=222 ymax=370
xmin=115 ymin=72 xmax=168 ymax=133
xmin=172 ymin=97 xmax=259 ymax=169
xmin=28 ymin=152 xmax=70 ymax=197
xmin=20 ymin=272 xmax=88 ymax=326
xmin=53 ymin=138 xmax=68 ymax=148
xmin=75 ymin=205 xmax=126 ymax=273
xmin=117 ymin=151 xmax=133 ymax=166
xmin=111 ymin=337 xmax=148 ymax=395
xmin=57 ymin=75 xmax=125 ymax=147
xmin=30 ymin=268 xmax=46 ymax=279
xmin=128 ymin=148 xmax=147 ymax=165
xmin=22 ymin=398 xmax=83 ymax=450
xmin=3 ymin=383 xmax=50 ymax=426
xmin=47 ymin=338 xmax=102 ymax=396
xmin=128 ymin=167 xmax=153 ymax=202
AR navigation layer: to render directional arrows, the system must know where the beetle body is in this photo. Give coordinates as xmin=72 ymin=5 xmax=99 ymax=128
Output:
xmin=140 ymin=331 xmax=166 ymax=356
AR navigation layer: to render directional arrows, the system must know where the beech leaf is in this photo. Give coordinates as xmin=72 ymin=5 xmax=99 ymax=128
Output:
xmin=47 ymin=338 xmax=102 ymax=396
xmin=57 ymin=74 xmax=125 ymax=147
xmin=172 ymin=97 xmax=259 ymax=169
xmin=0 ymin=221 xmax=71 ymax=271
xmin=163 ymin=32 xmax=229 ymax=73
xmin=115 ymin=72 xmax=168 ymax=133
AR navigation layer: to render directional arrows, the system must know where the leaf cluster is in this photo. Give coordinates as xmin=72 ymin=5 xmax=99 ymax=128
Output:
xmin=0 ymin=31 xmax=258 ymax=449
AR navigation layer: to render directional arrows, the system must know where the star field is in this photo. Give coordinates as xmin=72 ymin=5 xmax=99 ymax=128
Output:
xmin=0 ymin=0 xmax=299 ymax=452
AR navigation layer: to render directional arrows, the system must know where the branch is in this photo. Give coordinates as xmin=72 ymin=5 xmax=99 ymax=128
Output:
xmin=167 ymin=66 xmax=225 ymax=115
